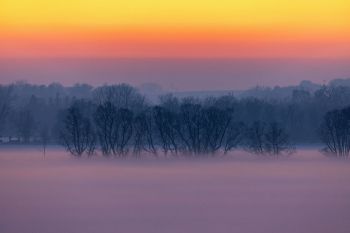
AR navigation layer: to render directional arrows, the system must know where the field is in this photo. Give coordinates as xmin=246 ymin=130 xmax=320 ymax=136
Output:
xmin=0 ymin=147 xmax=349 ymax=233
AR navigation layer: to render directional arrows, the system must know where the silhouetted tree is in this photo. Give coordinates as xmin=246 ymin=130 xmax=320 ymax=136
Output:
xmin=14 ymin=110 xmax=36 ymax=143
xmin=245 ymin=121 xmax=266 ymax=154
xmin=202 ymin=107 xmax=233 ymax=154
xmin=224 ymin=122 xmax=245 ymax=154
xmin=133 ymin=110 xmax=157 ymax=156
xmin=153 ymin=106 xmax=179 ymax=155
xmin=244 ymin=121 xmax=293 ymax=156
xmin=159 ymin=94 xmax=180 ymax=111
xmin=60 ymin=102 xmax=96 ymax=156
xmin=320 ymin=107 xmax=350 ymax=157
xmin=113 ymin=108 xmax=134 ymax=156
xmin=176 ymin=103 xmax=203 ymax=155
xmin=94 ymin=101 xmax=117 ymax=156
xmin=264 ymin=122 xmax=293 ymax=156
xmin=0 ymin=86 xmax=13 ymax=134
xmin=93 ymin=84 xmax=145 ymax=111
xmin=94 ymin=102 xmax=133 ymax=157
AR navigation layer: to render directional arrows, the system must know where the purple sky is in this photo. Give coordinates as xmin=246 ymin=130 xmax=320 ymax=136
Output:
xmin=0 ymin=58 xmax=349 ymax=91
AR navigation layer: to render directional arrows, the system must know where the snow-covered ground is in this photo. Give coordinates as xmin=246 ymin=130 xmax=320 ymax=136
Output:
xmin=0 ymin=147 xmax=349 ymax=233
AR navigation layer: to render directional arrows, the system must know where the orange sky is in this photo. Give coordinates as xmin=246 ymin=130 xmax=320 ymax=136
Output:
xmin=1 ymin=0 xmax=350 ymax=58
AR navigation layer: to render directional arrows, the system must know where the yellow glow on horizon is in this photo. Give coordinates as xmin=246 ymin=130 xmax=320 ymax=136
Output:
xmin=0 ymin=0 xmax=349 ymax=58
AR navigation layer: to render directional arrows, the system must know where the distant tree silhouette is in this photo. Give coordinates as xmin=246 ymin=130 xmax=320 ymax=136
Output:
xmin=264 ymin=122 xmax=293 ymax=156
xmin=176 ymin=104 xmax=233 ymax=155
xmin=245 ymin=121 xmax=293 ymax=156
xmin=60 ymin=102 xmax=96 ymax=156
xmin=133 ymin=109 xmax=157 ymax=156
xmin=201 ymin=107 xmax=232 ymax=154
xmin=93 ymin=84 xmax=145 ymax=111
xmin=0 ymin=85 xmax=13 ymax=134
xmin=176 ymin=103 xmax=203 ymax=155
xmin=224 ymin=122 xmax=245 ymax=154
xmin=153 ymin=106 xmax=179 ymax=155
xmin=245 ymin=121 xmax=266 ymax=154
xmin=113 ymin=108 xmax=133 ymax=156
xmin=320 ymin=107 xmax=350 ymax=158
xmin=94 ymin=101 xmax=117 ymax=156
xmin=14 ymin=110 xmax=36 ymax=143
xmin=94 ymin=101 xmax=133 ymax=157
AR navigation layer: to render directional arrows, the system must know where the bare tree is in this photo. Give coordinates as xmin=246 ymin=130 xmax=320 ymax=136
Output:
xmin=133 ymin=109 xmax=157 ymax=156
xmin=153 ymin=102 xmax=234 ymax=156
xmin=202 ymin=107 xmax=233 ymax=154
xmin=60 ymin=102 xmax=96 ymax=157
xmin=113 ymin=108 xmax=133 ymax=156
xmin=0 ymin=86 xmax=13 ymax=134
xmin=245 ymin=121 xmax=266 ymax=154
xmin=245 ymin=121 xmax=293 ymax=156
xmin=264 ymin=122 xmax=293 ymax=156
xmin=14 ymin=110 xmax=36 ymax=143
xmin=320 ymin=107 xmax=350 ymax=157
xmin=93 ymin=84 xmax=145 ymax=111
xmin=224 ymin=122 xmax=245 ymax=154
xmin=94 ymin=101 xmax=117 ymax=156
xmin=94 ymin=102 xmax=133 ymax=157
xmin=159 ymin=94 xmax=180 ymax=111
xmin=153 ymin=106 xmax=179 ymax=155
xmin=176 ymin=103 xmax=202 ymax=155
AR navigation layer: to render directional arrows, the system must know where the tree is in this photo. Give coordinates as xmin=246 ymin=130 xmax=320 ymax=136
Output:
xmin=94 ymin=101 xmax=117 ymax=156
xmin=224 ymin=122 xmax=245 ymax=154
xmin=245 ymin=121 xmax=293 ymax=156
xmin=93 ymin=84 xmax=145 ymax=111
xmin=153 ymin=106 xmax=179 ymax=155
xmin=14 ymin=110 xmax=36 ymax=143
xmin=320 ymin=107 xmax=350 ymax=157
xmin=94 ymin=102 xmax=134 ymax=157
xmin=133 ymin=110 xmax=157 ymax=156
xmin=202 ymin=107 xmax=233 ymax=154
xmin=245 ymin=121 xmax=266 ymax=154
xmin=264 ymin=122 xmax=293 ymax=156
xmin=176 ymin=103 xmax=203 ymax=155
xmin=113 ymin=108 xmax=134 ymax=156
xmin=0 ymin=86 xmax=13 ymax=134
xmin=60 ymin=102 xmax=96 ymax=157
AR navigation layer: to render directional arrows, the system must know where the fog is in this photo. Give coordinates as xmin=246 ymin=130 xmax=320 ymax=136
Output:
xmin=0 ymin=147 xmax=349 ymax=233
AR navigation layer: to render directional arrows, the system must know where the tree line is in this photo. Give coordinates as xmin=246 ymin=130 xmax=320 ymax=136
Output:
xmin=59 ymin=93 xmax=294 ymax=157
xmin=1 ymin=81 xmax=350 ymax=158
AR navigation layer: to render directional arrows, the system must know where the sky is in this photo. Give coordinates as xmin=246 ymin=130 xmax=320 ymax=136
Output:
xmin=0 ymin=0 xmax=349 ymax=89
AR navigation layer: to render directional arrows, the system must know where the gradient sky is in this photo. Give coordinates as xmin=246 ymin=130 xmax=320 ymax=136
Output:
xmin=0 ymin=0 xmax=349 ymax=89
xmin=1 ymin=0 xmax=350 ymax=58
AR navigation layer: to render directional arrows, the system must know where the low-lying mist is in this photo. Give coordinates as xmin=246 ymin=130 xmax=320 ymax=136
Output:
xmin=0 ymin=147 xmax=349 ymax=233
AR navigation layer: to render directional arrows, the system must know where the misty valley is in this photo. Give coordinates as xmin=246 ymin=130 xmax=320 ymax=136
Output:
xmin=1 ymin=81 xmax=350 ymax=233
xmin=2 ymin=0 xmax=350 ymax=232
